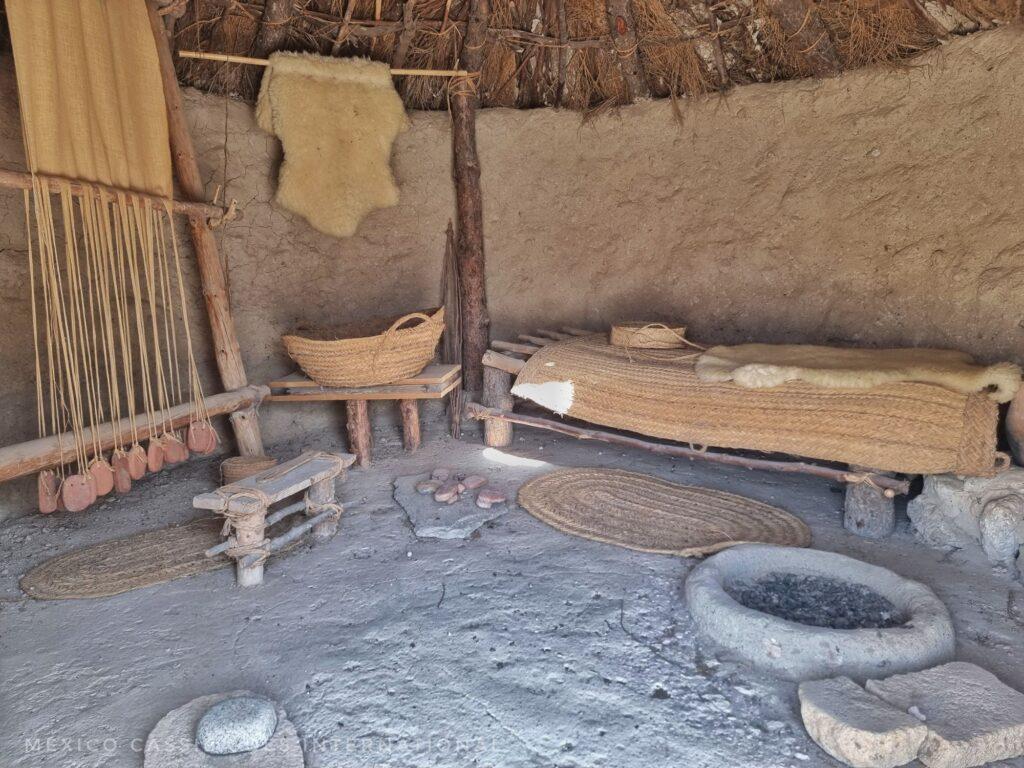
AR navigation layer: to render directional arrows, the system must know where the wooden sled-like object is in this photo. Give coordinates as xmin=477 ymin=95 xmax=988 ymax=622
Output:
xmin=194 ymin=450 xmax=356 ymax=586
xmin=469 ymin=328 xmax=908 ymax=539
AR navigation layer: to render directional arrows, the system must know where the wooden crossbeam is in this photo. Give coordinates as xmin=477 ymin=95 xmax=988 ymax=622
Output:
xmin=0 ymin=385 xmax=268 ymax=483
xmin=0 ymin=169 xmax=233 ymax=227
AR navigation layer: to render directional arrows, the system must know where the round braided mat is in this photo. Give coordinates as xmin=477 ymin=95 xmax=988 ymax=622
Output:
xmin=518 ymin=468 xmax=811 ymax=556
xmin=21 ymin=516 xmax=231 ymax=600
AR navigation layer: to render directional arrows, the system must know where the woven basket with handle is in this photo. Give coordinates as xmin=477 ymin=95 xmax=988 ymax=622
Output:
xmin=282 ymin=307 xmax=445 ymax=388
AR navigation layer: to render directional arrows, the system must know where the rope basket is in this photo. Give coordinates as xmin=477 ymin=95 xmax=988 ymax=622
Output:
xmin=282 ymin=307 xmax=445 ymax=387
xmin=221 ymin=455 xmax=278 ymax=485
xmin=610 ymin=322 xmax=690 ymax=349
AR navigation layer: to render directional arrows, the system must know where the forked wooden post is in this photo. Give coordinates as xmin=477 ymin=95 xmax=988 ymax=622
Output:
xmin=147 ymin=1 xmax=264 ymax=457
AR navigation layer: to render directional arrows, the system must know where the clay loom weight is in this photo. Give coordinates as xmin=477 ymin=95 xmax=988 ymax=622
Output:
xmin=193 ymin=450 xmax=355 ymax=586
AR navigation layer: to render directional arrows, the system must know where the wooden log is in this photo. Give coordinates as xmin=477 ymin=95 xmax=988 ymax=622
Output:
xmin=451 ymin=0 xmax=492 ymax=394
xmin=399 ymin=399 xmax=422 ymax=451
xmin=345 ymin=399 xmax=373 ymax=467
xmin=492 ymin=340 xmax=540 ymax=355
xmin=481 ymin=368 xmax=514 ymax=448
xmin=536 ymin=329 xmax=572 ymax=340
xmin=0 ymin=169 xmax=232 ymax=226
xmin=464 ymin=402 xmax=912 ymax=494
xmin=1008 ymin=387 xmax=1024 ymax=467
xmin=0 ymin=385 xmax=268 ymax=484
xmin=843 ymin=466 xmax=897 ymax=539
xmin=307 ymin=474 xmax=340 ymax=539
xmin=765 ymin=0 xmax=842 ymax=77
xmin=562 ymin=327 xmax=597 ymax=336
xmin=147 ymin=2 xmax=265 ymax=458
xmin=604 ymin=0 xmax=649 ymax=101
xmin=482 ymin=349 xmax=525 ymax=375
xmin=519 ymin=334 xmax=553 ymax=346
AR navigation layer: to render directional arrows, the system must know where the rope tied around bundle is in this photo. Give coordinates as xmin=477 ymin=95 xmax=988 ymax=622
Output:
xmin=304 ymin=496 xmax=344 ymax=521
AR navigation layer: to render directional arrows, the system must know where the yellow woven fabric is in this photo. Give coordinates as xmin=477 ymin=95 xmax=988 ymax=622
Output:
xmin=513 ymin=335 xmax=1000 ymax=477
xmin=5 ymin=0 xmax=172 ymax=197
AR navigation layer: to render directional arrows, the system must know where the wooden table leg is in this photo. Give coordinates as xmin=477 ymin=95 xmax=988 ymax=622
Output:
xmin=235 ymin=507 xmax=267 ymax=587
xmin=307 ymin=472 xmax=341 ymax=539
xmin=399 ymin=400 xmax=421 ymax=452
xmin=345 ymin=399 xmax=372 ymax=468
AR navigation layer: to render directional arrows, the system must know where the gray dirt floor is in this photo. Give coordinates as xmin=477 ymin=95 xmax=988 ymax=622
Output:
xmin=2 ymin=417 xmax=1023 ymax=768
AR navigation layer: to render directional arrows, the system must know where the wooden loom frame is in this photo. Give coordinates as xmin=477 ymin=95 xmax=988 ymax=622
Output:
xmin=468 ymin=327 xmax=912 ymax=539
xmin=0 ymin=3 xmax=267 ymax=484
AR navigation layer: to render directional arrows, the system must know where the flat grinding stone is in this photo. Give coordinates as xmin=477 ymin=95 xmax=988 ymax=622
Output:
xmin=196 ymin=695 xmax=278 ymax=755
xmin=144 ymin=691 xmax=303 ymax=768
xmin=866 ymin=662 xmax=1024 ymax=768
xmin=394 ymin=474 xmax=506 ymax=539
xmin=799 ymin=676 xmax=927 ymax=768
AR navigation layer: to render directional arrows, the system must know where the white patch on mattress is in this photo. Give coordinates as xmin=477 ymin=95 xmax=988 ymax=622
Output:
xmin=511 ymin=381 xmax=574 ymax=415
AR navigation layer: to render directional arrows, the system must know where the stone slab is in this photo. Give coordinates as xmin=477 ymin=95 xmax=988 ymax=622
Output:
xmin=799 ymin=676 xmax=927 ymax=768
xmin=394 ymin=474 xmax=507 ymax=540
xmin=865 ymin=662 xmax=1024 ymax=768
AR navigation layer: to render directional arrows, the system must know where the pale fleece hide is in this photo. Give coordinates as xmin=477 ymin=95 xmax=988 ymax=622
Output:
xmin=696 ymin=344 xmax=1022 ymax=403
xmin=257 ymin=53 xmax=408 ymax=238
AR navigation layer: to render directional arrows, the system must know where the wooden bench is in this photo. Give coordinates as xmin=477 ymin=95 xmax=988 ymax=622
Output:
xmin=469 ymin=327 xmax=909 ymax=540
xmin=267 ymin=364 xmax=461 ymax=468
xmin=194 ymin=450 xmax=356 ymax=586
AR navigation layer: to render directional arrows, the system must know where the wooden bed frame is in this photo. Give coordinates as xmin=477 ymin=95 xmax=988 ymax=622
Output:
xmin=466 ymin=327 xmax=912 ymax=540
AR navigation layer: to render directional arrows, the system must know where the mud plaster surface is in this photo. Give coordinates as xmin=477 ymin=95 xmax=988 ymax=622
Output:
xmin=1 ymin=27 xmax=1024 ymax=521
xmin=2 ymin=420 xmax=1024 ymax=767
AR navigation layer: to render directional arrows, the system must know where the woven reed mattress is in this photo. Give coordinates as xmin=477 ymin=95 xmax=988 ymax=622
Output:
xmin=511 ymin=336 xmax=1000 ymax=476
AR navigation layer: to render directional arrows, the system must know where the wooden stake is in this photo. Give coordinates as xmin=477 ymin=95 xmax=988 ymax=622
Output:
xmin=345 ymin=399 xmax=373 ymax=467
xmin=147 ymin=2 xmax=264 ymax=457
xmin=399 ymin=399 xmax=422 ymax=451
xmin=451 ymin=0 xmax=492 ymax=394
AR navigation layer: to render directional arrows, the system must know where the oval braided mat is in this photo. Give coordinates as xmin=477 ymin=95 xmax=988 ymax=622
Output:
xmin=20 ymin=516 xmax=231 ymax=600
xmin=518 ymin=468 xmax=810 ymax=556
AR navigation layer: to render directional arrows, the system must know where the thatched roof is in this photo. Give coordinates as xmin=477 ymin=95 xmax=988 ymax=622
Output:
xmin=2 ymin=1 xmax=1020 ymax=113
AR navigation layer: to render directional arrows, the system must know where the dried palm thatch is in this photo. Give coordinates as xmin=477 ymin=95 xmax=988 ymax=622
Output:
xmin=3 ymin=0 xmax=1012 ymax=112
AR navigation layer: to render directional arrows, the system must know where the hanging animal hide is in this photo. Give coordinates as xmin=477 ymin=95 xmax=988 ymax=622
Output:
xmin=256 ymin=53 xmax=408 ymax=238
xmin=695 ymin=344 xmax=1022 ymax=403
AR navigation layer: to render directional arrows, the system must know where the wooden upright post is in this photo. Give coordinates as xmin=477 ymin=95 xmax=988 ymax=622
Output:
xmin=147 ymin=2 xmax=264 ymax=456
xmin=450 ymin=0 xmax=492 ymax=395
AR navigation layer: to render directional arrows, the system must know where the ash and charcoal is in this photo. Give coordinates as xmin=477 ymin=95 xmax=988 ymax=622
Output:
xmin=725 ymin=572 xmax=906 ymax=629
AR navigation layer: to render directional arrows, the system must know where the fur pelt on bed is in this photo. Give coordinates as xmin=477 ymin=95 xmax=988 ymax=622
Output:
xmin=256 ymin=53 xmax=408 ymax=238
xmin=695 ymin=344 xmax=1022 ymax=403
